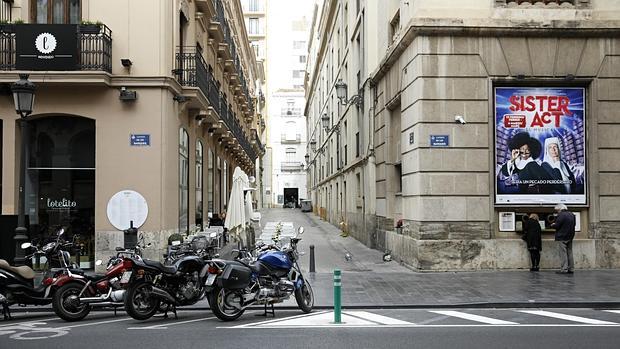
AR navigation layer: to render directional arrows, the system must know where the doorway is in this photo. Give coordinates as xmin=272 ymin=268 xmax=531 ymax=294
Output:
xmin=283 ymin=188 xmax=299 ymax=208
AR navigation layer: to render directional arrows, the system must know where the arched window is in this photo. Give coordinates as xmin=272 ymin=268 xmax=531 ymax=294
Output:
xmin=179 ymin=128 xmax=189 ymax=233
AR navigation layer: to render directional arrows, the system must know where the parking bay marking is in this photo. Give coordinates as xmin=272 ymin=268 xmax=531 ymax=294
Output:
xmin=429 ymin=311 xmax=517 ymax=325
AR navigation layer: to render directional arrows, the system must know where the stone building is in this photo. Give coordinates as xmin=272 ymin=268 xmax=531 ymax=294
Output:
xmin=0 ymin=0 xmax=263 ymax=268
xmin=305 ymin=0 xmax=620 ymax=270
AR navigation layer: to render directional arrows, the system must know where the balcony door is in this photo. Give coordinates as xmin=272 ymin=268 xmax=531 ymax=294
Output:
xmin=31 ymin=0 xmax=81 ymax=24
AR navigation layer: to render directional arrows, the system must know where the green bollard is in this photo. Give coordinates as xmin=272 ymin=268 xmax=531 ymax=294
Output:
xmin=334 ymin=269 xmax=342 ymax=323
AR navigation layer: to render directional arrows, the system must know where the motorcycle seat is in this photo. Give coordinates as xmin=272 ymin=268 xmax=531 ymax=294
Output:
xmin=143 ymin=260 xmax=177 ymax=274
xmin=0 ymin=259 xmax=35 ymax=280
xmin=249 ymin=260 xmax=272 ymax=276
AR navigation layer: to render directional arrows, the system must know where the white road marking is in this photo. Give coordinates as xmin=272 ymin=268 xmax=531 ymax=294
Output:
xmin=345 ymin=311 xmax=412 ymax=325
xmin=603 ymin=310 xmax=620 ymax=315
xmin=429 ymin=311 xmax=518 ymax=325
xmin=127 ymin=316 xmax=219 ymax=330
xmin=59 ymin=317 xmax=133 ymax=329
xmin=518 ymin=310 xmax=617 ymax=325
xmin=230 ymin=311 xmax=329 ymax=328
xmin=0 ymin=317 xmax=58 ymax=328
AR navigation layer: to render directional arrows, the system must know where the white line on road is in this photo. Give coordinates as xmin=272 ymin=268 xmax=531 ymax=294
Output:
xmin=229 ymin=311 xmax=329 ymax=328
xmin=127 ymin=316 xmax=219 ymax=330
xmin=429 ymin=311 xmax=518 ymax=325
xmin=604 ymin=310 xmax=620 ymax=315
xmin=58 ymin=317 xmax=133 ymax=329
xmin=0 ymin=317 xmax=58 ymax=328
xmin=344 ymin=311 xmax=412 ymax=325
xmin=219 ymin=323 xmax=620 ymax=329
xmin=518 ymin=310 xmax=617 ymax=325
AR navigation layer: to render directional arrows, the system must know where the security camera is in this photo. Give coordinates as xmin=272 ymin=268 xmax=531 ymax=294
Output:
xmin=454 ymin=115 xmax=466 ymax=124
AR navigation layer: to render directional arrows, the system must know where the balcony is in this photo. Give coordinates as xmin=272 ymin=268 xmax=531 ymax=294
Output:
xmin=281 ymin=134 xmax=302 ymax=144
xmin=174 ymin=47 xmax=257 ymax=163
xmin=281 ymin=107 xmax=302 ymax=117
xmin=208 ymin=0 xmax=226 ymax=42
xmin=494 ymin=0 xmax=589 ymax=8
xmin=281 ymin=161 xmax=304 ymax=172
xmin=0 ymin=24 xmax=112 ymax=72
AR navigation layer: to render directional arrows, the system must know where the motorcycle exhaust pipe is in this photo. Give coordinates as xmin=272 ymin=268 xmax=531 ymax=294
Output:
xmin=150 ymin=286 xmax=177 ymax=304
xmin=80 ymin=289 xmax=126 ymax=304
xmin=80 ymin=288 xmax=112 ymax=303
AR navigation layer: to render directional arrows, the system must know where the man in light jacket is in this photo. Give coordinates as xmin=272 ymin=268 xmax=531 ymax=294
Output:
xmin=550 ymin=203 xmax=576 ymax=274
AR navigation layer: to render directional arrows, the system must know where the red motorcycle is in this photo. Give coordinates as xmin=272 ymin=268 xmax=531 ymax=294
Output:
xmin=52 ymin=232 xmax=149 ymax=321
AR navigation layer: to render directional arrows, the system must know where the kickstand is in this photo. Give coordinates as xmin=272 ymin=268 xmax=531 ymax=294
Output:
xmin=256 ymin=303 xmax=275 ymax=317
xmin=1 ymin=303 xmax=11 ymax=321
xmin=163 ymin=304 xmax=178 ymax=319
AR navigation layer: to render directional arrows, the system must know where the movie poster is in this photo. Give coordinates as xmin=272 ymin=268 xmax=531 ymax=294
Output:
xmin=495 ymin=87 xmax=586 ymax=205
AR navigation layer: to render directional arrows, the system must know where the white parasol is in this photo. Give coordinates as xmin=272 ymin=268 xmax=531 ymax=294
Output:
xmin=225 ymin=167 xmax=250 ymax=246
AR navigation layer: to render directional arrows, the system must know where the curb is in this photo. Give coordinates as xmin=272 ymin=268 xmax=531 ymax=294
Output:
xmin=9 ymin=301 xmax=620 ymax=314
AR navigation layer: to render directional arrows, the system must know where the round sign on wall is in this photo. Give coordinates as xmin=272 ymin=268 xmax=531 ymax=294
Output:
xmin=106 ymin=190 xmax=148 ymax=230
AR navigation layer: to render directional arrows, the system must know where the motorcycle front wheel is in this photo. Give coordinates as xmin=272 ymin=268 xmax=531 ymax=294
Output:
xmin=295 ymin=277 xmax=314 ymax=313
xmin=208 ymin=286 xmax=245 ymax=321
xmin=52 ymin=283 xmax=91 ymax=322
xmin=124 ymin=280 xmax=161 ymax=320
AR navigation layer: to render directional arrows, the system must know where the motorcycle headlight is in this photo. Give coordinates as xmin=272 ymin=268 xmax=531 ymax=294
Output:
xmin=42 ymin=242 xmax=55 ymax=252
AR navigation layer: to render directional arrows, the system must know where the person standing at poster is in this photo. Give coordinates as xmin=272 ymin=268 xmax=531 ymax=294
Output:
xmin=550 ymin=203 xmax=576 ymax=274
xmin=522 ymin=213 xmax=542 ymax=271
xmin=499 ymin=132 xmax=550 ymax=194
xmin=542 ymin=137 xmax=578 ymax=194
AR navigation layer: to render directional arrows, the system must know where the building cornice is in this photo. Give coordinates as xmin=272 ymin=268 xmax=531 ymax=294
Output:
xmin=370 ymin=17 xmax=620 ymax=85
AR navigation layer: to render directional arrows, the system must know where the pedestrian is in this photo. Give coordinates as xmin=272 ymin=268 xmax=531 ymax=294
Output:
xmin=522 ymin=213 xmax=542 ymax=271
xmin=550 ymin=203 xmax=576 ymax=274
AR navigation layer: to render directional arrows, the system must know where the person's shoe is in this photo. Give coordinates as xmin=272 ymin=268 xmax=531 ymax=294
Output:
xmin=532 ymin=267 xmax=539 ymax=272
xmin=567 ymin=270 xmax=574 ymax=274
xmin=555 ymin=271 xmax=569 ymax=274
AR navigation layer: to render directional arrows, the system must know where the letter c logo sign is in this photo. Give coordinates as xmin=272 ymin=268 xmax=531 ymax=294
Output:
xmin=35 ymin=33 xmax=57 ymax=54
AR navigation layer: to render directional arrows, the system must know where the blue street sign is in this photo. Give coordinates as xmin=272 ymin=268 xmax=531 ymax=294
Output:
xmin=430 ymin=135 xmax=449 ymax=147
xmin=130 ymin=134 xmax=150 ymax=146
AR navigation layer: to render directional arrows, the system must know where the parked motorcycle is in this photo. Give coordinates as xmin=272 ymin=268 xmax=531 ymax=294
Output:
xmin=0 ymin=228 xmax=83 ymax=320
xmin=204 ymin=226 xmax=313 ymax=321
xmin=52 ymin=232 xmax=151 ymax=321
xmin=122 ymin=243 xmax=209 ymax=320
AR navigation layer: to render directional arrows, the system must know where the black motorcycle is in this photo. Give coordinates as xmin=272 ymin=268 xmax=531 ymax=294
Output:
xmin=0 ymin=228 xmax=82 ymax=320
xmin=121 ymin=250 xmax=209 ymax=320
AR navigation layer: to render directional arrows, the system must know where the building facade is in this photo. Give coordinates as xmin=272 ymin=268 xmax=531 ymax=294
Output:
xmin=0 ymin=0 xmax=263 ymax=268
xmin=306 ymin=0 xmax=620 ymax=270
xmin=264 ymin=0 xmax=312 ymax=208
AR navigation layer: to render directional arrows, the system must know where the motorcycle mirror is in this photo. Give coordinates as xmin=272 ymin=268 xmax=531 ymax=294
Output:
xmin=147 ymin=243 xmax=152 ymax=247
xmin=297 ymin=227 xmax=305 ymax=235
xmin=95 ymin=260 xmax=103 ymax=266
xmin=58 ymin=228 xmax=65 ymax=237
xmin=171 ymin=240 xmax=181 ymax=246
xmin=21 ymin=242 xmax=32 ymax=249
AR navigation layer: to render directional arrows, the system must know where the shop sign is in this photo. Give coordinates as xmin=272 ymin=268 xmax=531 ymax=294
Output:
xmin=15 ymin=24 xmax=78 ymax=71
xmin=46 ymin=198 xmax=77 ymax=209
xmin=495 ymin=87 xmax=586 ymax=205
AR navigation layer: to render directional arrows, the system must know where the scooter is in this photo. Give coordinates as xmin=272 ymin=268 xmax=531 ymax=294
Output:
xmin=0 ymin=228 xmax=82 ymax=320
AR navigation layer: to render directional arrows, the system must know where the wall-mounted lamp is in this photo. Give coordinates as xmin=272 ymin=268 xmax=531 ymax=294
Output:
xmin=335 ymin=79 xmax=363 ymax=108
xmin=321 ymin=113 xmax=330 ymax=131
xmin=304 ymin=154 xmax=310 ymax=164
xmin=119 ymin=87 xmax=137 ymax=101
xmin=121 ymin=58 xmax=133 ymax=67
xmin=195 ymin=114 xmax=206 ymax=126
xmin=310 ymin=139 xmax=317 ymax=151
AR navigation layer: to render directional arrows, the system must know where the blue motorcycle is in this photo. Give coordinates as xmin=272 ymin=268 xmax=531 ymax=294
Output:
xmin=204 ymin=227 xmax=314 ymax=321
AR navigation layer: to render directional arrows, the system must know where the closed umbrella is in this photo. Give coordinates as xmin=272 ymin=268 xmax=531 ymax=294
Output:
xmin=225 ymin=167 xmax=250 ymax=247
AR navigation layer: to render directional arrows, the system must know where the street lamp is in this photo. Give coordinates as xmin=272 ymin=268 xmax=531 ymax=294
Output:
xmin=335 ymin=79 xmax=363 ymax=108
xmin=321 ymin=113 xmax=330 ymax=132
xmin=12 ymin=74 xmax=36 ymax=265
xmin=310 ymin=139 xmax=316 ymax=151
xmin=304 ymin=154 xmax=310 ymax=165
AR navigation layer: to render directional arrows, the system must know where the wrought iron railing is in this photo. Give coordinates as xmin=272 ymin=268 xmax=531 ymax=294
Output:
xmin=0 ymin=24 xmax=112 ymax=72
xmin=212 ymin=0 xmax=226 ymax=24
xmin=494 ymin=0 xmax=589 ymax=7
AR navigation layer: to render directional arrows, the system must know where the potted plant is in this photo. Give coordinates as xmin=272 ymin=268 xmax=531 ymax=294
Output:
xmin=0 ymin=20 xmax=15 ymax=33
xmin=79 ymin=20 xmax=103 ymax=34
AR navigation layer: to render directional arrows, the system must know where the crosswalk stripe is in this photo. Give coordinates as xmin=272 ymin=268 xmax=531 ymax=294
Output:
xmin=604 ymin=310 xmax=620 ymax=315
xmin=518 ymin=310 xmax=617 ymax=325
xmin=429 ymin=310 xmax=517 ymax=325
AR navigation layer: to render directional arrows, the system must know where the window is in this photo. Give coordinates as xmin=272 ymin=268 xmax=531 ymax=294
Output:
xmin=356 ymin=132 xmax=360 ymax=157
xmin=195 ymin=141 xmax=204 ymax=228
xmin=389 ymin=10 xmax=400 ymax=44
xmin=179 ymin=128 xmax=189 ymax=233
xmin=293 ymin=40 xmax=306 ymax=49
xmin=207 ymin=149 xmax=214 ymax=212
xmin=252 ymin=43 xmax=261 ymax=57
xmin=299 ymin=55 xmax=307 ymax=64
xmin=248 ymin=17 xmax=259 ymax=35
xmin=292 ymin=70 xmax=305 ymax=79
xmin=286 ymin=147 xmax=296 ymax=161
xmin=249 ymin=0 xmax=260 ymax=12
xmin=32 ymin=0 xmax=81 ymax=24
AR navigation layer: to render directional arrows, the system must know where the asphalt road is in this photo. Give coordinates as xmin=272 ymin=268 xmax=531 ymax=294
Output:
xmin=2 ymin=308 xmax=620 ymax=349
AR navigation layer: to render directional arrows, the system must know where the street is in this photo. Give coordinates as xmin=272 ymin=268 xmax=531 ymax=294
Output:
xmin=4 ymin=208 xmax=620 ymax=348
xmin=2 ymin=308 xmax=620 ymax=348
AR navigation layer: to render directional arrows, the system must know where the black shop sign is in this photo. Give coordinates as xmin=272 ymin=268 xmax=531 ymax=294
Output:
xmin=15 ymin=24 xmax=78 ymax=70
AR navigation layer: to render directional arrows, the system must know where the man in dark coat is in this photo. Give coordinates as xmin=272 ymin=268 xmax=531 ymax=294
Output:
xmin=550 ymin=203 xmax=576 ymax=274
